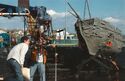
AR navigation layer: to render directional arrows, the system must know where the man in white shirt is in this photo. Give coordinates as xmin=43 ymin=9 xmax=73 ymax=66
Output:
xmin=7 ymin=36 xmax=30 ymax=81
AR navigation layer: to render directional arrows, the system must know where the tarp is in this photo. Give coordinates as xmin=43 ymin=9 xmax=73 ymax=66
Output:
xmin=0 ymin=30 xmax=6 ymax=33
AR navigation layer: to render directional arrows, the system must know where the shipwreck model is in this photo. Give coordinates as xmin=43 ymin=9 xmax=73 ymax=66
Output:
xmin=67 ymin=0 xmax=125 ymax=58
xmin=75 ymin=18 xmax=125 ymax=56
xmin=67 ymin=0 xmax=125 ymax=80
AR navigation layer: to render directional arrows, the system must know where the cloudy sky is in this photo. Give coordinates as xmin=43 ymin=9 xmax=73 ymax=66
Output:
xmin=0 ymin=0 xmax=125 ymax=34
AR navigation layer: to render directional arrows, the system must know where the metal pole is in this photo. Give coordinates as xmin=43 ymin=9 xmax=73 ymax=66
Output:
xmin=23 ymin=16 xmax=27 ymax=35
xmin=55 ymin=51 xmax=58 ymax=81
xmin=53 ymin=37 xmax=58 ymax=81
xmin=64 ymin=0 xmax=67 ymax=43
xmin=0 ymin=13 xmax=29 ymax=16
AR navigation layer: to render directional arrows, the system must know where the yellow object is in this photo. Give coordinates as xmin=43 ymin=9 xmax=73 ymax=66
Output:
xmin=43 ymin=49 xmax=47 ymax=64
xmin=21 ymin=67 xmax=30 ymax=81
xmin=0 ymin=38 xmax=3 ymax=42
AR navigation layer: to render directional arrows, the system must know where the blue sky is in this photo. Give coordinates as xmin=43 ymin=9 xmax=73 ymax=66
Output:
xmin=0 ymin=0 xmax=125 ymax=34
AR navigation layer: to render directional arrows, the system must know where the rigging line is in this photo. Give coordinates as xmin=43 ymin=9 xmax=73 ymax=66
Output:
xmin=83 ymin=0 xmax=87 ymax=19
xmin=23 ymin=16 xmax=27 ymax=35
xmin=86 ymin=0 xmax=91 ymax=19
xmin=64 ymin=0 xmax=67 ymax=40
xmin=83 ymin=0 xmax=91 ymax=19
xmin=66 ymin=0 xmax=81 ymax=20
xmin=68 ymin=11 xmax=77 ymax=18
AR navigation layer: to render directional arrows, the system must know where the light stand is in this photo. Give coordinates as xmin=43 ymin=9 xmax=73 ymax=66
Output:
xmin=55 ymin=50 xmax=58 ymax=81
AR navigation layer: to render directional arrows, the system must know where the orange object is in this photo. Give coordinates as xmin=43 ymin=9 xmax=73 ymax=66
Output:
xmin=31 ymin=48 xmax=47 ymax=63
xmin=106 ymin=41 xmax=112 ymax=47
xmin=43 ymin=49 xmax=47 ymax=64
xmin=31 ymin=49 xmax=37 ymax=62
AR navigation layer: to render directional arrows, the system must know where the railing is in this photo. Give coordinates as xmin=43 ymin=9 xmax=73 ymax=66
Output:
xmin=51 ymin=39 xmax=78 ymax=47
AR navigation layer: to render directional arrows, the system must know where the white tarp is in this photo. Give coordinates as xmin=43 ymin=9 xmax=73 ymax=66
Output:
xmin=0 ymin=30 xmax=6 ymax=34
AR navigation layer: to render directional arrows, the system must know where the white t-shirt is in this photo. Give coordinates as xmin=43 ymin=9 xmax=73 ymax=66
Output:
xmin=36 ymin=53 xmax=43 ymax=62
xmin=7 ymin=43 xmax=29 ymax=65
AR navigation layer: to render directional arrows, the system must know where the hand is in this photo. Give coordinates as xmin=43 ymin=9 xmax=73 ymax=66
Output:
xmin=20 ymin=64 xmax=23 ymax=68
xmin=50 ymin=44 xmax=56 ymax=48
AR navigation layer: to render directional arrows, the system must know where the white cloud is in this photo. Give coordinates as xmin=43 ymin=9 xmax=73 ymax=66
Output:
xmin=103 ymin=17 xmax=125 ymax=26
xmin=46 ymin=9 xmax=77 ymax=33
xmin=103 ymin=17 xmax=120 ymax=23
xmin=47 ymin=9 xmax=71 ymax=19
xmin=103 ymin=17 xmax=125 ymax=34
xmin=120 ymin=20 xmax=125 ymax=25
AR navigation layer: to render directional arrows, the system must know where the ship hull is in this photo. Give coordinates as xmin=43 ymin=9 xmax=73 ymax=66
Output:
xmin=75 ymin=18 xmax=125 ymax=56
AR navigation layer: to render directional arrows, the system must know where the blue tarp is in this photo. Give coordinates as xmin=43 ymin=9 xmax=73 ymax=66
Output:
xmin=0 ymin=33 xmax=10 ymax=47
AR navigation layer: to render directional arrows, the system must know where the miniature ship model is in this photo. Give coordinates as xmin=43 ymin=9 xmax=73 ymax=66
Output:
xmin=67 ymin=1 xmax=125 ymax=57
xmin=75 ymin=18 xmax=125 ymax=56
xmin=67 ymin=1 xmax=125 ymax=80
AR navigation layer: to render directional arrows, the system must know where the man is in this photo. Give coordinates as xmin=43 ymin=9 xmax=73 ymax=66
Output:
xmin=30 ymin=46 xmax=47 ymax=81
xmin=30 ymin=35 xmax=47 ymax=81
xmin=7 ymin=36 xmax=30 ymax=81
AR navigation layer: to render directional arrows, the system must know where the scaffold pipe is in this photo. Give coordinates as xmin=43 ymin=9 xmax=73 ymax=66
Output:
xmin=0 ymin=13 xmax=30 ymax=16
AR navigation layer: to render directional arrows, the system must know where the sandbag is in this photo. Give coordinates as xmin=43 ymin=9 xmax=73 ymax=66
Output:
xmin=21 ymin=67 xmax=30 ymax=81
